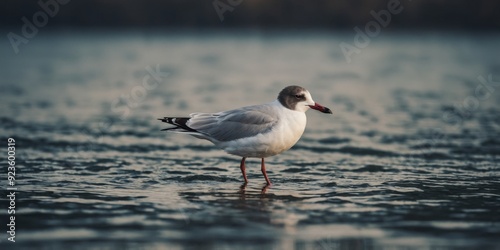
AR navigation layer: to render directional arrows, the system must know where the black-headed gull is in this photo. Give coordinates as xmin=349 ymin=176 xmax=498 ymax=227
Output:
xmin=159 ymin=85 xmax=332 ymax=185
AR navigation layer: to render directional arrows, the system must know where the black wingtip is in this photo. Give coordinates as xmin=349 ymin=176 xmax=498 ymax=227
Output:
xmin=158 ymin=117 xmax=198 ymax=133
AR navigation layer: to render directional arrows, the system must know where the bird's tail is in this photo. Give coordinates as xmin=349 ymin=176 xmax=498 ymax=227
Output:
xmin=158 ymin=117 xmax=198 ymax=133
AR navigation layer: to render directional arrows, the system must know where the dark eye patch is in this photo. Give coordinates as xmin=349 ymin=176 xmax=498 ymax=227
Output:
xmin=294 ymin=94 xmax=305 ymax=99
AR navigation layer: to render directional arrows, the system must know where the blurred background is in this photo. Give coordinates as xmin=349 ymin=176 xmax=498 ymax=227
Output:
xmin=1 ymin=0 xmax=500 ymax=29
xmin=0 ymin=1 xmax=499 ymax=250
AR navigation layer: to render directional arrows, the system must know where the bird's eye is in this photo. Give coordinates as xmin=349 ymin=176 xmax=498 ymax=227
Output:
xmin=295 ymin=94 xmax=304 ymax=99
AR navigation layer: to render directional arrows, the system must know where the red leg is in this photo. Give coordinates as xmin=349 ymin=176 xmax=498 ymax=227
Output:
xmin=240 ymin=157 xmax=248 ymax=183
xmin=261 ymin=158 xmax=272 ymax=185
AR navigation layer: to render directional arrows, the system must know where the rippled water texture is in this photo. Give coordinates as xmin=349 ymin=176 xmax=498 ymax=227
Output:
xmin=0 ymin=31 xmax=499 ymax=249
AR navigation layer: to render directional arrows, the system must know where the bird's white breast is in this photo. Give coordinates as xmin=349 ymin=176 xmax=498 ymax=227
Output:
xmin=219 ymin=101 xmax=307 ymax=158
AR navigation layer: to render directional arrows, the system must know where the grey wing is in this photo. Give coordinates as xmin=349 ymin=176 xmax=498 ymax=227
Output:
xmin=187 ymin=106 xmax=278 ymax=142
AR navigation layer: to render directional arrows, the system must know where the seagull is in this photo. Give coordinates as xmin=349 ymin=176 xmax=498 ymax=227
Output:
xmin=158 ymin=85 xmax=332 ymax=185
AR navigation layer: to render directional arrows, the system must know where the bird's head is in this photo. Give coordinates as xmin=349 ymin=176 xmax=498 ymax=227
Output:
xmin=278 ymin=85 xmax=332 ymax=114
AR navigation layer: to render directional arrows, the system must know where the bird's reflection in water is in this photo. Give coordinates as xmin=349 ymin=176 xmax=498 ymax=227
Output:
xmin=261 ymin=183 xmax=271 ymax=194
xmin=239 ymin=183 xmax=247 ymax=196
xmin=239 ymin=182 xmax=272 ymax=196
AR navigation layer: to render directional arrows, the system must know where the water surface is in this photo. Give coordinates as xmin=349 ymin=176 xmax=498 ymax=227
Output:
xmin=0 ymin=31 xmax=499 ymax=249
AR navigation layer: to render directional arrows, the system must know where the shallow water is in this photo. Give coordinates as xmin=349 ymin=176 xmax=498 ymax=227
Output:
xmin=0 ymin=30 xmax=499 ymax=249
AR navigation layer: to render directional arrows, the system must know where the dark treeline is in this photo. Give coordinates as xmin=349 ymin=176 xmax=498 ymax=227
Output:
xmin=1 ymin=0 xmax=499 ymax=30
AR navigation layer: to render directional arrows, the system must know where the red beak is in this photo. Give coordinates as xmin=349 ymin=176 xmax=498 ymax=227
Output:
xmin=309 ymin=102 xmax=333 ymax=114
